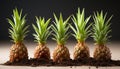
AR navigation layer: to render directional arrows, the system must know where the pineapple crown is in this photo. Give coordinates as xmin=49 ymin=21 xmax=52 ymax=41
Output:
xmin=70 ymin=8 xmax=91 ymax=43
xmin=32 ymin=17 xmax=51 ymax=44
xmin=52 ymin=13 xmax=70 ymax=45
xmin=8 ymin=8 xmax=29 ymax=43
xmin=92 ymin=11 xmax=112 ymax=45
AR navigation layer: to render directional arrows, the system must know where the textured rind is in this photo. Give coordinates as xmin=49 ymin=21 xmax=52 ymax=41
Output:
xmin=73 ymin=43 xmax=90 ymax=60
xmin=10 ymin=43 xmax=28 ymax=62
xmin=53 ymin=45 xmax=70 ymax=63
xmin=34 ymin=44 xmax=50 ymax=60
xmin=94 ymin=45 xmax=111 ymax=61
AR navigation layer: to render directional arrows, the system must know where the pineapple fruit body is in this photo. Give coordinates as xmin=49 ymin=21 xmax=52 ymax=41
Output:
xmin=34 ymin=44 xmax=50 ymax=60
xmin=92 ymin=11 xmax=112 ymax=61
xmin=10 ymin=43 xmax=28 ymax=62
xmin=94 ymin=45 xmax=111 ymax=61
xmin=53 ymin=45 xmax=70 ymax=63
xmin=73 ymin=42 xmax=90 ymax=60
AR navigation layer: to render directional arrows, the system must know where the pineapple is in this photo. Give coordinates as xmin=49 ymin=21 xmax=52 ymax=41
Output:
xmin=52 ymin=13 xmax=70 ymax=63
xmin=92 ymin=11 xmax=112 ymax=61
xmin=33 ymin=17 xmax=51 ymax=60
xmin=7 ymin=8 xmax=29 ymax=62
xmin=70 ymin=8 xmax=91 ymax=60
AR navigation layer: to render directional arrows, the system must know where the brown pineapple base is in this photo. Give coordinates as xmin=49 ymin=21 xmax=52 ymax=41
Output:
xmin=53 ymin=45 xmax=70 ymax=63
xmin=34 ymin=44 xmax=50 ymax=60
xmin=73 ymin=42 xmax=90 ymax=60
xmin=94 ymin=45 xmax=111 ymax=61
xmin=9 ymin=43 xmax=28 ymax=62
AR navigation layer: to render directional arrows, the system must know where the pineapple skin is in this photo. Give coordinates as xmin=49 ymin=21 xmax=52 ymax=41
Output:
xmin=10 ymin=43 xmax=28 ymax=62
xmin=34 ymin=44 xmax=50 ymax=60
xmin=93 ymin=45 xmax=111 ymax=61
xmin=73 ymin=42 xmax=90 ymax=60
xmin=53 ymin=45 xmax=70 ymax=63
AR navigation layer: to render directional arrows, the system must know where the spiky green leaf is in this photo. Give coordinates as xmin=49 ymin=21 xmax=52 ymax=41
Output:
xmin=70 ymin=8 xmax=91 ymax=42
xmin=8 ymin=8 xmax=29 ymax=43
xmin=52 ymin=13 xmax=70 ymax=45
xmin=32 ymin=17 xmax=51 ymax=44
xmin=92 ymin=11 xmax=112 ymax=45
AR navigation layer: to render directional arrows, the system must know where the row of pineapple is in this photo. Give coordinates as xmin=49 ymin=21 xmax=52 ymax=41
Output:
xmin=8 ymin=8 xmax=112 ymax=63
